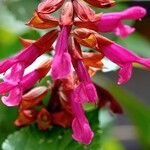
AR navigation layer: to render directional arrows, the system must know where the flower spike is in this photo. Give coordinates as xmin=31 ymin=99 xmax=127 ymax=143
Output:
xmin=1 ymin=0 xmax=149 ymax=146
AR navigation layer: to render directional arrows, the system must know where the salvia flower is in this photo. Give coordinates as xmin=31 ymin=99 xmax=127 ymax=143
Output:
xmin=51 ymin=26 xmax=72 ymax=79
xmin=62 ymin=77 xmax=94 ymax=144
xmin=70 ymin=91 xmax=94 ymax=145
xmin=0 ymin=59 xmax=51 ymax=106
xmin=73 ymin=59 xmax=98 ymax=103
xmin=69 ymin=38 xmax=98 ymax=103
xmin=73 ymin=28 xmax=150 ymax=84
xmin=75 ymin=6 xmax=146 ymax=38
xmin=0 ymin=30 xmax=58 ymax=77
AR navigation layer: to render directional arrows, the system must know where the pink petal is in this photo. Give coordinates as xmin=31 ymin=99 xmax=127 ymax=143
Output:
xmin=21 ymin=71 xmax=40 ymax=90
xmin=70 ymin=92 xmax=94 ymax=145
xmin=1 ymin=87 xmax=22 ymax=106
xmin=75 ymin=82 xmax=98 ymax=103
xmin=121 ymin=6 xmax=146 ymax=20
xmin=51 ymin=52 xmax=71 ymax=79
xmin=97 ymin=13 xmax=121 ymax=32
xmin=51 ymin=26 xmax=71 ymax=79
xmin=4 ymin=62 xmax=25 ymax=84
xmin=74 ymin=59 xmax=98 ymax=103
xmin=16 ymin=45 xmax=41 ymax=67
xmin=0 ymin=58 xmax=17 ymax=73
xmin=118 ymin=63 xmax=132 ymax=85
xmin=0 ymin=82 xmax=14 ymax=94
xmin=114 ymin=24 xmax=135 ymax=38
xmin=72 ymin=118 xmax=94 ymax=145
xmin=0 ymin=44 xmax=44 ymax=76
xmin=102 ymin=43 xmax=150 ymax=84
xmin=96 ymin=6 xmax=146 ymax=37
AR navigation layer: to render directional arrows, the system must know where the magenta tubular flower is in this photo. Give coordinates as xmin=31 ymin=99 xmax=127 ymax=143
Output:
xmin=97 ymin=6 xmax=146 ymax=38
xmin=0 ymin=45 xmax=40 ymax=84
xmin=0 ymin=30 xmax=57 ymax=81
xmin=70 ymin=91 xmax=94 ymax=145
xmin=101 ymin=43 xmax=150 ymax=84
xmin=51 ymin=26 xmax=72 ymax=79
xmin=0 ymin=60 xmax=50 ymax=106
xmin=74 ymin=59 xmax=98 ymax=103
xmin=75 ymin=6 xmax=146 ymax=38
xmin=0 ymin=72 xmax=37 ymax=106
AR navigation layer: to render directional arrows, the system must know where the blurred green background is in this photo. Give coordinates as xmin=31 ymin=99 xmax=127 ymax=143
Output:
xmin=0 ymin=0 xmax=150 ymax=150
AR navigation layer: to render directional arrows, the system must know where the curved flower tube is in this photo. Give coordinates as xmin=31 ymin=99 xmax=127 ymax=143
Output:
xmin=75 ymin=6 xmax=146 ymax=38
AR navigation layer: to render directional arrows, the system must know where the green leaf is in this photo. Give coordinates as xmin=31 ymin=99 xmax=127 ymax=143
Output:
xmin=2 ymin=109 xmax=102 ymax=150
xmin=102 ymin=138 xmax=125 ymax=150
xmin=0 ymin=103 xmax=17 ymax=146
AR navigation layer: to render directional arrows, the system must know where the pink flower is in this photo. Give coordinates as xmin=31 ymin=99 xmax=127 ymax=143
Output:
xmin=97 ymin=6 xmax=146 ymax=38
xmin=101 ymin=43 xmax=150 ymax=84
xmin=70 ymin=91 xmax=94 ymax=145
xmin=0 ymin=30 xmax=58 ymax=81
xmin=0 ymin=60 xmax=50 ymax=106
xmin=74 ymin=59 xmax=98 ymax=103
xmin=51 ymin=26 xmax=72 ymax=79
xmin=75 ymin=6 xmax=146 ymax=38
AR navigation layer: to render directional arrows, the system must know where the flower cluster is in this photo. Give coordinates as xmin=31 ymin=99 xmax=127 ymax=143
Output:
xmin=0 ymin=0 xmax=149 ymax=145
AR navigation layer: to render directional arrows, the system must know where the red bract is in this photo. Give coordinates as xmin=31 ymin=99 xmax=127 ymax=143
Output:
xmin=94 ymin=83 xmax=123 ymax=114
xmin=27 ymin=12 xmax=59 ymax=29
xmin=73 ymin=0 xmax=96 ymax=22
xmin=60 ymin=0 xmax=74 ymax=26
xmin=20 ymin=87 xmax=48 ymax=110
xmin=37 ymin=108 xmax=52 ymax=130
xmin=37 ymin=0 xmax=65 ymax=14
xmin=15 ymin=110 xmax=37 ymax=127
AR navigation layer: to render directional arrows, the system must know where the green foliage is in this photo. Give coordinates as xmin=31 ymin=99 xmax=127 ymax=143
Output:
xmin=0 ymin=103 xmax=17 ymax=146
xmin=102 ymin=138 xmax=125 ymax=150
xmin=3 ymin=0 xmax=39 ymax=21
xmin=108 ymin=84 xmax=150 ymax=149
xmin=2 ymin=109 xmax=102 ymax=150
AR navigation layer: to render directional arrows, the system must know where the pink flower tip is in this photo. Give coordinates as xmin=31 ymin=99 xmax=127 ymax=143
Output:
xmin=72 ymin=118 xmax=94 ymax=145
xmin=115 ymin=25 xmax=135 ymax=38
xmin=75 ymin=82 xmax=98 ymax=103
xmin=102 ymin=43 xmax=150 ymax=84
xmin=51 ymin=52 xmax=72 ymax=79
xmin=123 ymin=6 xmax=147 ymax=20
xmin=1 ymin=87 xmax=22 ymax=106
